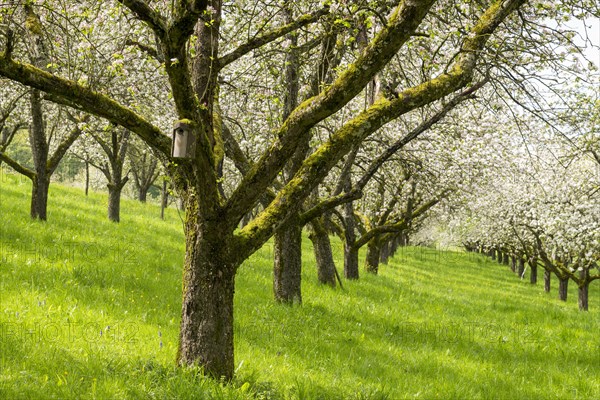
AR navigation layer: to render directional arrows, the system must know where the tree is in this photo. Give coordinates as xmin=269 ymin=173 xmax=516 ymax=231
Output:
xmin=0 ymin=0 xmax=532 ymax=379
xmin=0 ymin=80 xmax=27 ymax=166
xmin=129 ymin=136 xmax=161 ymax=202
xmin=89 ymin=125 xmax=131 ymax=222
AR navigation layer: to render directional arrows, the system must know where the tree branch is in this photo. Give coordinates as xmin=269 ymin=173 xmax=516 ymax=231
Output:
xmin=231 ymin=0 xmax=525 ymax=259
xmin=47 ymin=125 xmax=83 ymax=175
xmin=169 ymin=0 xmax=209 ymax=49
xmin=353 ymin=194 xmax=444 ymax=249
xmin=0 ymin=57 xmax=171 ymax=155
xmin=0 ymin=152 xmax=35 ymax=179
xmin=225 ymin=0 xmax=438 ymax=229
xmin=125 ymin=39 xmax=161 ymax=61
xmin=116 ymin=0 xmax=167 ymax=37
xmin=218 ymin=6 xmax=330 ymax=68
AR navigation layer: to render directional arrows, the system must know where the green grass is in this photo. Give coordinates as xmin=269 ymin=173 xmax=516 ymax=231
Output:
xmin=1 ymin=171 xmax=599 ymax=399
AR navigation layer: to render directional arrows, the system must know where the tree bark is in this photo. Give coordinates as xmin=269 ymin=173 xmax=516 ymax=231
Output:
xmin=502 ymin=252 xmax=509 ymax=265
xmin=390 ymin=234 xmax=401 ymax=257
xmin=84 ymin=160 xmax=90 ymax=196
xmin=558 ymin=276 xmax=568 ymax=301
xmin=138 ymin=187 xmax=148 ymax=202
xmin=160 ymin=179 xmax=168 ymax=220
xmin=345 ymin=243 xmax=359 ymax=280
xmin=490 ymin=248 xmax=496 ymax=261
xmin=517 ymin=256 xmax=525 ymax=279
xmin=510 ymin=255 xmax=516 ymax=273
xmin=271 ymin=2 xmax=306 ymax=304
xmin=529 ymin=257 xmax=537 ymax=284
xmin=343 ymin=202 xmax=359 ymax=280
xmin=578 ymin=282 xmax=589 ymax=311
xmin=578 ymin=269 xmax=589 ymax=311
xmin=308 ymin=217 xmax=337 ymax=287
xmin=177 ymin=200 xmax=236 ymax=380
xmin=496 ymin=250 xmax=503 ymax=264
xmin=107 ymin=183 xmax=123 ymax=223
xmin=29 ymin=90 xmax=49 ymax=220
xmin=380 ymin=239 xmax=391 ymax=265
xmin=365 ymin=238 xmax=381 ymax=274
xmin=544 ymin=270 xmax=551 ymax=293
xmin=30 ymin=174 xmax=49 ymax=220
xmin=273 ymin=219 xmax=303 ymax=304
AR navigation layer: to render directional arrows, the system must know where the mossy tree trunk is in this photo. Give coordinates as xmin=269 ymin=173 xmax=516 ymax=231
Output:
xmin=273 ymin=218 xmax=303 ymax=303
xmin=272 ymin=3 xmax=306 ymax=303
xmin=343 ymin=210 xmax=360 ymax=279
xmin=177 ymin=195 xmax=237 ymax=379
xmin=28 ymin=90 xmax=50 ymax=220
xmin=365 ymin=238 xmax=382 ymax=274
xmin=309 ymin=216 xmax=337 ymax=287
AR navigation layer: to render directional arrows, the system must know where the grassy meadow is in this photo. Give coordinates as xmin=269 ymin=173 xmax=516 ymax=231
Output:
xmin=1 ymin=171 xmax=599 ymax=399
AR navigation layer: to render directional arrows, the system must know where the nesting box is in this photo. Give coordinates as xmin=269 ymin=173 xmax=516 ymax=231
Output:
xmin=171 ymin=121 xmax=196 ymax=159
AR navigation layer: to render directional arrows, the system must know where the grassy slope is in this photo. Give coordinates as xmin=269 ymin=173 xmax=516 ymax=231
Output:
xmin=0 ymin=172 xmax=599 ymax=399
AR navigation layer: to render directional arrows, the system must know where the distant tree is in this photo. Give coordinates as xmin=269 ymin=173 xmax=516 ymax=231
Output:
xmin=128 ymin=136 xmax=161 ymax=202
xmin=89 ymin=125 xmax=130 ymax=222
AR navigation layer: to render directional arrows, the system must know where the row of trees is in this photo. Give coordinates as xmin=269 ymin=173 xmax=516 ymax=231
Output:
xmin=451 ymin=105 xmax=600 ymax=311
xmin=1 ymin=0 xmax=598 ymax=379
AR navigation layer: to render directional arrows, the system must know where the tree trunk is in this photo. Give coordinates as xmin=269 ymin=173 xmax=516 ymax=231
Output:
xmin=578 ymin=269 xmax=589 ymax=311
xmin=578 ymin=282 xmax=589 ymax=311
xmin=29 ymin=89 xmax=49 ymax=221
xmin=490 ymin=248 xmax=496 ymax=261
xmin=502 ymin=252 xmax=509 ymax=265
xmin=177 ymin=203 xmax=236 ymax=380
xmin=365 ymin=239 xmax=381 ymax=274
xmin=138 ymin=186 xmax=148 ymax=202
xmin=308 ymin=217 xmax=337 ymax=287
xmin=160 ymin=179 xmax=168 ymax=220
xmin=497 ymin=250 xmax=503 ymax=264
xmin=343 ymin=202 xmax=359 ymax=280
xmin=544 ymin=270 xmax=551 ymax=293
xmin=529 ymin=258 xmax=537 ymax=284
xmin=107 ymin=183 xmax=122 ymax=223
xmin=510 ymin=255 xmax=516 ymax=273
xmin=380 ymin=239 xmax=390 ymax=265
xmin=389 ymin=234 xmax=401 ymax=257
xmin=558 ymin=276 xmax=568 ymax=301
xmin=273 ymin=219 xmax=303 ymax=304
xmin=84 ymin=160 xmax=90 ymax=196
xmin=30 ymin=174 xmax=49 ymax=220
xmin=517 ymin=257 xmax=525 ymax=279
xmin=345 ymin=243 xmax=359 ymax=280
